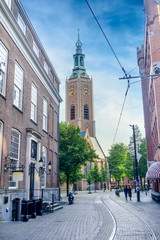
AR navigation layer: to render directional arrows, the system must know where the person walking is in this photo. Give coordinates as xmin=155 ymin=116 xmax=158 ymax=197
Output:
xmin=124 ymin=185 xmax=128 ymax=201
xmin=128 ymin=185 xmax=132 ymax=200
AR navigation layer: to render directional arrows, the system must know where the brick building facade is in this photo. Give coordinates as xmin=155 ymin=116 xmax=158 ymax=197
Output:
xmin=0 ymin=0 xmax=62 ymax=221
xmin=137 ymin=0 xmax=160 ymax=198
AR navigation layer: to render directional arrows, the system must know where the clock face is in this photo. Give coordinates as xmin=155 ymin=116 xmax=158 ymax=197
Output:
xmin=83 ymin=87 xmax=89 ymax=96
xmin=69 ymin=88 xmax=75 ymax=96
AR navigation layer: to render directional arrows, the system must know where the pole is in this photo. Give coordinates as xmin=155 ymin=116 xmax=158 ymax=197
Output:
xmin=131 ymin=124 xmax=140 ymax=202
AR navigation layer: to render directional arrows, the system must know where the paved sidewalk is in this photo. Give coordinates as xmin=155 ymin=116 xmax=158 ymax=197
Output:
xmin=0 ymin=191 xmax=114 ymax=240
xmin=0 ymin=190 xmax=160 ymax=240
xmin=106 ymin=189 xmax=160 ymax=239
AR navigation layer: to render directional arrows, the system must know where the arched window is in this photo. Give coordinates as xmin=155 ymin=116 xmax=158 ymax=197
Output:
xmin=84 ymin=105 xmax=89 ymax=120
xmin=71 ymin=105 xmax=75 ymax=120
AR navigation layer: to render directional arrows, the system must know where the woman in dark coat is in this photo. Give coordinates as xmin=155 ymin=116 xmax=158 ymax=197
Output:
xmin=124 ymin=185 xmax=128 ymax=201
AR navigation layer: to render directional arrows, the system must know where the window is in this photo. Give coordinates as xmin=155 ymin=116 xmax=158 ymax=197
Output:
xmin=9 ymin=129 xmax=21 ymax=188
xmin=71 ymin=105 xmax=75 ymax=120
xmin=0 ymin=41 xmax=8 ymax=96
xmin=31 ymin=83 xmax=37 ymax=123
xmin=13 ymin=63 xmax=24 ymax=110
xmin=43 ymin=98 xmax=48 ymax=131
xmin=18 ymin=13 xmax=26 ymax=34
xmin=44 ymin=61 xmax=48 ymax=74
xmin=4 ymin=0 xmax=11 ymax=9
xmin=31 ymin=140 xmax=37 ymax=160
xmin=41 ymin=146 xmax=47 ymax=188
xmin=84 ymin=105 xmax=89 ymax=120
xmin=0 ymin=121 xmax=3 ymax=171
xmin=33 ymin=41 xmax=39 ymax=58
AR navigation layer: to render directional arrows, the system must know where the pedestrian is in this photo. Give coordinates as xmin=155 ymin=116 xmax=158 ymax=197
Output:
xmin=128 ymin=185 xmax=132 ymax=200
xmin=124 ymin=185 xmax=128 ymax=201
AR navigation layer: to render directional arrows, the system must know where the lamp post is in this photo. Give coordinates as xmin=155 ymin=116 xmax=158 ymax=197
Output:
xmin=130 ymin=124 xmax=140 ymax=202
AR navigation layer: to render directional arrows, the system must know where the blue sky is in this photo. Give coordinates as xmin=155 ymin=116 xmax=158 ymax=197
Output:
xmin=21 ymin=0 xmax=144 ymax=155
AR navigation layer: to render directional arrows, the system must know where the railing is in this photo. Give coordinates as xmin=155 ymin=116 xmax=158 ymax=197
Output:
xmin=30 ymin=188 xmax=56 ymax=204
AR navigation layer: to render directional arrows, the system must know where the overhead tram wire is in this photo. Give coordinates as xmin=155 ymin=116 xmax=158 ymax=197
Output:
xmin=85 ymin=0 xmax=128 ymax=78
xmin=85 ymin=0 xmax=131 ymax=144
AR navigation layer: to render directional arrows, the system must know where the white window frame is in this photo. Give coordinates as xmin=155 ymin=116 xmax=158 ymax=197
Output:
xmin=4 ymin=0 xmax=11 ymax=9
xmin=43 ymin=98 xmax=48 ymax=132
xmin=9 ymin=129 xmax=21 ymax=189
xmin=33 ymin=41 xmax=39 ymax=58
xmin=18 ymin=13 xmax=26 ymax=35
xmin=0 ymin=41 xmax=8 ymax=97
xmin=41 ymin=146 xmax=47 ymax=188
xmin=0 ymin=121 xmax=3 ymax=172
xmin=13 ymin=62 xmax=24 ymax=110
xmin=44 ymin=61 xmax=48 ymax=74
xmin=31 ymin=83 xmax=38 ymax=123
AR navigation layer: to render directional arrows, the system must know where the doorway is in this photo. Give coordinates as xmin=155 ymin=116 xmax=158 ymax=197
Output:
xmin=12 ymin=198 xmax=20 ymax=221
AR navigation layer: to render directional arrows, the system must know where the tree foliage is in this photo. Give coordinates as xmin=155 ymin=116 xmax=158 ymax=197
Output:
xmin=90 ymin=163 xmax=100 ymax=192
xmin=138 ymin=138 xmax=147 ymax=180
xmin=108 ymin=143 xmax=128 ymax=184
xmin=59 ymin=122 xmax=97 ymax=194
xmin=100 ymin=165 xmax=108 ymax=183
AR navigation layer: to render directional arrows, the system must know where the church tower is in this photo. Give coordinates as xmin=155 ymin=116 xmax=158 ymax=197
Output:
xmin=66 ymin=34 xmax=95 ymax=137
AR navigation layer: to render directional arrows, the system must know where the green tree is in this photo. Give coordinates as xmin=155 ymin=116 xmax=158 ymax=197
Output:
xmin=90 ymin=163 xmax=100 ymax=192
xmin=86 ymin=171 xmax=93 ymax=193
xmin=138 ymin=138 xmax=147 ymax=187
xmin=59 ymin=122 xmax=97 ymax=195
xmin=100 ymin=165 xmax=108 ymax=191
xmin=108 ymin=143 xmax=128 ymax=187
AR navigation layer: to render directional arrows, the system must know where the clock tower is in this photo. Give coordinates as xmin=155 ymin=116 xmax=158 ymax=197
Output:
xmin=66 ymin=34 xmax=95 ymax=137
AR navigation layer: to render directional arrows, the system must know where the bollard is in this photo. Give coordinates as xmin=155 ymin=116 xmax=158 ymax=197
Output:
xmin=31 ymin=199 xmax=36 ymax=218
xmin=22 ymin=200 xmax=29 ymax=222
xmin=36 ymin=198 xmax=43 ymax=216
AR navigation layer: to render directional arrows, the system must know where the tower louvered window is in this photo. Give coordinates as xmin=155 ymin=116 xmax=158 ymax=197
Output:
xmin=84 ymin=105 xmax=89 ymax=120
xmin=71 ymin=106 xmax=75 ymax=120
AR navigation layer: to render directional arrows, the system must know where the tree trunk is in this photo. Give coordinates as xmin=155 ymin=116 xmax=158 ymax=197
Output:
xmin=89 ymin=184 xmax=91 ymax=193
xmin=95 ymin=182 xmax=96 ymax=192
xmin=66 ymin=174 xmax=69 ymax=196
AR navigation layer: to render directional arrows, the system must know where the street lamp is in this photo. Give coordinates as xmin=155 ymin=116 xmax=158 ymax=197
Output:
xmin=130 ymin=124 xmax=140 ymax=202
xmin=29 ymin=158 xmax=52 ymax=175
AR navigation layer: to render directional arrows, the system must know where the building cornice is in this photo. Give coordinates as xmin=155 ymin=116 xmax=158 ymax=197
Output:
xmin=0 ymin=0 xmax=62 ymax=105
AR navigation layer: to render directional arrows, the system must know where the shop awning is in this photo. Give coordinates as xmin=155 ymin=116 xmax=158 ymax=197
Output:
xmin=146 ymin=162 xmax=160 ymax=180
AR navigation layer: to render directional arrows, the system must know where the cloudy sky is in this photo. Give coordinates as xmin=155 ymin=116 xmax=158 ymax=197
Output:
xmin=21 ymin=0 xmax=145 ymax=155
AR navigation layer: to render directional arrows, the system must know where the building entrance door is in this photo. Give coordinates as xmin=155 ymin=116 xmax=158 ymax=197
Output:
xmin=12 ymin=198 xmax=20 ymax=221
xmin=30 ymin=163 xmax=35 ymax=200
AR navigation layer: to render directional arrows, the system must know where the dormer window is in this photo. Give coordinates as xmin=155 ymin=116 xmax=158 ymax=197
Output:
xmin=44 ymin=61 xmax=48 ymax=74
xmin=18 ymin=13 xmax=26 ymax=34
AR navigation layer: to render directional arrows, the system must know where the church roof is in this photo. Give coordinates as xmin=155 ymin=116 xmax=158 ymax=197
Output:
xmin=80 ymin=130 xmax=87 ymax=138
xmin=90 ymin=137 xmax=106 ymax=159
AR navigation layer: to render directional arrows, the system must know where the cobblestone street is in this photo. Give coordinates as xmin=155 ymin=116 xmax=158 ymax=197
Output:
xmin=0 ymin=190 xmax=160 ymax=240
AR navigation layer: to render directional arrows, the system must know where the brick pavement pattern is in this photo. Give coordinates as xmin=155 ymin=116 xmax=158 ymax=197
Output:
xmin=0 ymin=190 xmax=160 ymax=240
xmin=0 ymin=192 xmax=113 ymax=240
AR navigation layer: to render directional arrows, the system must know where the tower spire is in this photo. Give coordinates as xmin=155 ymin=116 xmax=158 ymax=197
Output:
xmin=69 ymin=31 xmax=89 ymax=79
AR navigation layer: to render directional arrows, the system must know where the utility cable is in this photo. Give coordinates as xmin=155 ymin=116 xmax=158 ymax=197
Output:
xmin=85 ymin=0 xmax=128 ymax=78
xmin=112 ymin=86 xmax=129 ymax=144
xmin=85 ymin=0 xmax=131 ymax=144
